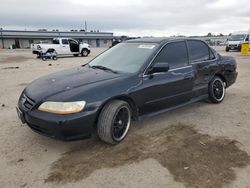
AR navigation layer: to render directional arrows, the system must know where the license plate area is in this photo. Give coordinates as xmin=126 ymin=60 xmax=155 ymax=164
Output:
xmin=16 ymin=106 xmax=25 ymax=124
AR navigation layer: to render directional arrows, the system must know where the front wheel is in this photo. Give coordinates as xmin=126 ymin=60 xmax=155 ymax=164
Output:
xmin=238 ymin=46 xmax=242 ymax=52
xmin=208 ymin=76 xmax=225 ymax=103
xmin=81 ymin=49 xmax=89 ymax=57
xmin=225 ymin=47 xmax=230 ymax=52
xmin=97 ymin=100 xmax=131 ymax=144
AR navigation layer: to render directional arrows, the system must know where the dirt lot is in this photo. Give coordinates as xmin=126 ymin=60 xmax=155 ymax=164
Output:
xmin=0 ymin=47 xmax=250 ymax=188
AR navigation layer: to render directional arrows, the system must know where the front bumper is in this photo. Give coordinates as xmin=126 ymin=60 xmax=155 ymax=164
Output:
xmin=17 ymin=105 xmax=97 ymax=141
xmin=228 ymin=44 xmax=241 ymax=50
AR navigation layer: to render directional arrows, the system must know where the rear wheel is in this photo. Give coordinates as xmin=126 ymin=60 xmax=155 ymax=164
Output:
xmin=208 ymin=76 xmax=225 ymax=103
xmin=97 ymin=100 xmax=131 ymax=144
xmin=81 ymin=49 xmax=89 ymax=57
xmin=37 ymin=53 xmax=41 ymax=58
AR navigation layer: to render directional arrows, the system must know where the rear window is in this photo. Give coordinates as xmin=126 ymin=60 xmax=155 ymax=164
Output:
xmin=187 ymin=40 xmax=210 ymax=63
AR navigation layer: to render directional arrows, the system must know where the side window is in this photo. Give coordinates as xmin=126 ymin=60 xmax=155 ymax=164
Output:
xmin=153 ymin=41 xmax=188 ymax=69
xmin=52 ymin=39 xmax=59 ymax=44
xmin=62 ymin=39 xmax=69 ymax=45
xmin=69 ymin=39 xmax=78 ymax=45
xmin=209 ymin=49 xmax=216 ymax=60
xmin=187 ymin=40 xmax=210 ymax=63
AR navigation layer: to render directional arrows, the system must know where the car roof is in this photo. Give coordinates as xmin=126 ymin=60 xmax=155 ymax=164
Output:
xmin=125 ymin=37 xmax=199 ymax=44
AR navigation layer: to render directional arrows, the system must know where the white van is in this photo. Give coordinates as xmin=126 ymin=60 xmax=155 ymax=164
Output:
xmin=226 ymin=31 xmax=249 ymax=52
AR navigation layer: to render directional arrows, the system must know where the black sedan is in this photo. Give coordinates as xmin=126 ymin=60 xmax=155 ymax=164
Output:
xmin=17 ymin=38 xmax=238 ymax=144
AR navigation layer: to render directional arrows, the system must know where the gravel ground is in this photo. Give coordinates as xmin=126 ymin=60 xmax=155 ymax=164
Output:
xmin=0 ymin=47 xmax=250 ymax=188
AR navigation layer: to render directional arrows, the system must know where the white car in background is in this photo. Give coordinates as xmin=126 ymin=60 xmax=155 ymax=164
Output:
xmin=226 ymin=31 xmax=249 ymax=52
xmin=32 ymin=38 xmax=91 ymax=57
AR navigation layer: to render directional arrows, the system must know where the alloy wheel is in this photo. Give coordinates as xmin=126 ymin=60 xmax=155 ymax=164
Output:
xmin=213 ymin=79 xmax=225 ymax=101
xmin=112 ymin=106 xmax=131 ymax=141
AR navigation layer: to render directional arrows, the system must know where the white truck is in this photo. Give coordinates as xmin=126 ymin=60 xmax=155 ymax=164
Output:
xmin=32 ymin=38 xmax=91 ymax=57
xmin=226 ymin=31 xmax=249 ymax=52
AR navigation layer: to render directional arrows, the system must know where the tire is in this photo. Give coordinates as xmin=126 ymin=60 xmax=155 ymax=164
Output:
xmin=52 ymin=56 xmax=57 ymax=60
xmin=73 ymin=54 xmax=79 ymax=57
xmin=238 ymin=46 xmax=241 ymax=52
xmin=225 ymin=47 xmax=230 ymax=52
xmin=42 ymin=57 xmax=46 ymax=61
xmin=81 ymin=49 xmax=89 ymax=57
xmin=97 ymin=100 xmax=131 ymax=144
xmin=208 ymin=76 xmax=225 ymax=103
xmin=37 ymin=54 xmax=41 ymax=58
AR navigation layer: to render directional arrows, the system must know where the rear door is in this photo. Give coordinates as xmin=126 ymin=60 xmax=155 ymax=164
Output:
xmin=187 ymin=40 xmax=218 ymax=97
xmin=52 ymin=39 xmax=63 ymax=54
xmin=139 ymin=40 xmax=194 ymax=115
xmin=61 ymin=39 xmax=70 ymax=54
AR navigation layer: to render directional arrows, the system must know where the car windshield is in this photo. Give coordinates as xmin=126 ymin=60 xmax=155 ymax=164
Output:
xmin=89 ymin=43 xmax=158 ymax=73
xmin=229 ymin=34 xmax=246 ymax=41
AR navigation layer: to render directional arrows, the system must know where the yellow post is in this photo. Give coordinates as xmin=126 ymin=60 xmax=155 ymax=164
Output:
xmin=241 ymin=43 xmax=249 ymax=55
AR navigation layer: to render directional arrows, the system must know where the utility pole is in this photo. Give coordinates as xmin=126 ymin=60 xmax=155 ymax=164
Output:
xmin=85 ymin=21 xmax=87 ymax=32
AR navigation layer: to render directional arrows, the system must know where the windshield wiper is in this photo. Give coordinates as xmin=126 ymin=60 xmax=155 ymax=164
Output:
xmin=90 ymin=65 xmax=118 ymax=73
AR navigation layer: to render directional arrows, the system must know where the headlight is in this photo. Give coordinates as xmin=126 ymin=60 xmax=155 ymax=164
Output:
xmin=37 ymin=45 xmax=41 ymax=50
xmin=38 ymin=101 xmax=86 ymax=114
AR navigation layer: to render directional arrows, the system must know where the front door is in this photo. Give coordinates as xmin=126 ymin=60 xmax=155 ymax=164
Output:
xmin=139 ymin=41 xmax=194 ymax=115
xmin=68 ymin=39 xmax=80 ymax=53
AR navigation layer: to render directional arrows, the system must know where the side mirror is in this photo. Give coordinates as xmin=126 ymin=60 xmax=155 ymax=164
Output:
xmin=148 ymin=62 xmax=169 ymax=74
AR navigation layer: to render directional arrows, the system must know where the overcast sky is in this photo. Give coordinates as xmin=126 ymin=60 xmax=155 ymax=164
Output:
xmin=1 ymin=0 xmax=250 ymax=36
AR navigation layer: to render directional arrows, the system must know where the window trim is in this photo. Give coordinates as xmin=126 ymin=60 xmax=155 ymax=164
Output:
xmin=209 ymin=48 xmax=216 ymax=60
xmin=143 ymin=40 xmax=189 ymax=76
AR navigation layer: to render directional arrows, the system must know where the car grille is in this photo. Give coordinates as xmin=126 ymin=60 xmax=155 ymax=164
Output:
xmin=21 ymin=94 xmax=36 ymax=110
xmin=229 ymin=45 xmax=238 ymax=47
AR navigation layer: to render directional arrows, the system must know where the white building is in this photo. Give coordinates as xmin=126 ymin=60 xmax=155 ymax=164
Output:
xmin=0 ymin=29 xmax=113 ymax=49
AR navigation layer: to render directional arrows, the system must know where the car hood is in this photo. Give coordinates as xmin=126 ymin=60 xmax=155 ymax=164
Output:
xmin=24 ymin=65 xmax=123 ymax=102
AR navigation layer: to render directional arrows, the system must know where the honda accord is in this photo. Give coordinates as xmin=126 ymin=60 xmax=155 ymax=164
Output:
xmin=17 ymin=38 xmax=238 ymax=144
